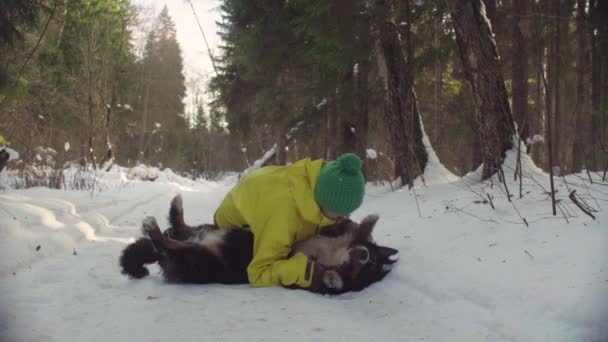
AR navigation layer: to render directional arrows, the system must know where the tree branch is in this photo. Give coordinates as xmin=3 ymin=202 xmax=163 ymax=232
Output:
xmin=569 ymin=190 xmax=596 ymax=220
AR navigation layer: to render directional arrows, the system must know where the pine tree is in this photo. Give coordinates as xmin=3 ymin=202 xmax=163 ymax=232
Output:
xmin=137 ymin=6 xmax=187 ymax=169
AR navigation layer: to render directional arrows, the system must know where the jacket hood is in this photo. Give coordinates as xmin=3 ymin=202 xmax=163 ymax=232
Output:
xmin=289 ymin=158 xmax=335 ymax=227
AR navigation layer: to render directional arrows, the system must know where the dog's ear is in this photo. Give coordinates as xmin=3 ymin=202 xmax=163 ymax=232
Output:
xmin=355 ymin=214 xmax=379 ymax=241
xmin=349 ymin=246 xmax=370 ymax=264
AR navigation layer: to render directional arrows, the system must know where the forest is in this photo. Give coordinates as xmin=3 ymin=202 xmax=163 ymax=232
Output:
xmin=1 ymin=0 xmax=607 ymax=186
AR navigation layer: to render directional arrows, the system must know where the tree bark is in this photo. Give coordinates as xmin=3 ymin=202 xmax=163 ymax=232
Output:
xmin=589 ymin=0 xmax=599 ymax=169
xmin=552 ymin=0 xmax=561 ymax=168
xmin=86 ymin=28 xmax=97 ymax=170
xmin=530 ymin=0 xmax=544 ymax=165
xmin=512 ymin=0 xmax=529 ymax=141
xmin=354 ymin=58 xmax=370 ymax=175
xmin=138 ymin=65 xmax=151 ymax=164
xmin=571 ymin=0 xmax=587 ymax=172
xmin=590 ymin=0 xmax=608 ymax=170
xmin=374 ymin=0 xmax=427 ymax=188
xmin=433 ymin=9 xmax=443 ymax=146
xmin=447 ymin=0 xmax=515 ymax=179
xmin=101 ymin=21 xmax=127 ymax=170
xmin=325 ymin=93 xmax=337 ymax=160
xmin=337 ymin=71 xmax=355 ymax=156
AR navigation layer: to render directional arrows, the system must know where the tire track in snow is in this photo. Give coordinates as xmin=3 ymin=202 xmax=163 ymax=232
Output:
xmin=0 ymin=191 xmax=171 ymax=275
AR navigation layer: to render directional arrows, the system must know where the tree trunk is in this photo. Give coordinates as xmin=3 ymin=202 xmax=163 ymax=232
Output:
xmin=138 ymin=66 xmax=151 ymax=164
xmin=589 ymin=0 xmax=600 ymax=169
xmin=56 ymin=0 xmax=69 ymax=47
xmin=101 ymin=22 xmax=127 ymax=170
xmin=447 ymin=0 xmax=515 ymax=180
xmin=530 ymin=0 xmax=544 ymax=164
xmin=590 ymin=0 xmax=608 ymax=170
xmin=325 ymin=93 xmax=337 ymax=160
xmin=337 ymin=72 xmax=355 ymax=156
xmin=552 ymin=0 xmax=561 ymax=169
xmin=571 ymin=0 xmax=587 ymax=172
xmin=374 ymin=0 xmax=427 ymax=188
xmin=354 ymin=59 xmax=370 ymax=175
xmin=433 ymin=9 xmax=443 ymax=146
xmin=87 ymin=30 xmax=97 ymax=170
xmin=482 ymin=0 xmax=497 ymax=29
xmin=512 ymin=0 xmax=529 ymax=141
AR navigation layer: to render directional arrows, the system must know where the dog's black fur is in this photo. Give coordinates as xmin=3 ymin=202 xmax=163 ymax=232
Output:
xmin=119 ymin=195 xmax=398 ymax=293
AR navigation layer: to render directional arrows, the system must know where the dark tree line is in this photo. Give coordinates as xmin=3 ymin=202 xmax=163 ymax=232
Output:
xmin=210 ymin=0 xmax=608 ymax=183
xmin=1 ymin=0 xmax=607 ymax=184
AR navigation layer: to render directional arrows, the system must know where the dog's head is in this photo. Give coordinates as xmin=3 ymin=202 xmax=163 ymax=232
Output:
xmin=320 ymin=214 xmax=399 ymax=294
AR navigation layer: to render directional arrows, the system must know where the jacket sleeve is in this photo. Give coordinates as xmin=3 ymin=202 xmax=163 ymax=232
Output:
xmin=246 ymin=211 xmax=315 ymax=288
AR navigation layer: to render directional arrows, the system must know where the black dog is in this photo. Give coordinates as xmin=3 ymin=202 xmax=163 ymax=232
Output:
xmin=120 ymin=195 xmax=398 ymax=294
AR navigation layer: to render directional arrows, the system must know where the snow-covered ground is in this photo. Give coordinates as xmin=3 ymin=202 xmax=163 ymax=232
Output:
xmin=1 ymin=153 xmax=607 ymax=342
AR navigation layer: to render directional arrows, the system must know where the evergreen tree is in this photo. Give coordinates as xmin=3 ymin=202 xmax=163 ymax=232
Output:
xmin=137 ymin=6 xmax=187 ymax=169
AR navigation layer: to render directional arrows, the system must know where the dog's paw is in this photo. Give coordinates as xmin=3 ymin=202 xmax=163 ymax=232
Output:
xmin=322 ymin=270 xmax=344 ymax=290
xmin=141 ymin=216 xmax=160 ymax=238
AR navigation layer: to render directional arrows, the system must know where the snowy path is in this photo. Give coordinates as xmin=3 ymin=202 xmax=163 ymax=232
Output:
xmin=1 ymin=168 xmax=607 ymax=342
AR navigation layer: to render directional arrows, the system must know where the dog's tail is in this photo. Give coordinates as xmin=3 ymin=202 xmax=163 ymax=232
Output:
xmin=119 ymin=238 xmax=159 ymax=279
xmin=169 ymin=195 xmax=185 ymax=228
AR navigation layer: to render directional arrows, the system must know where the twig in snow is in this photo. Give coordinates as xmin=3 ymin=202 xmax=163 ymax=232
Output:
xmin=412 ymin=186 xmax=422 ymax=218
xmin=569 ymin=190 xmax=596 ymax=220
xmin=495 ymin=174 xmax=528 ymax=227
xmin=0 ymin=204 xmax=17 ymax=220
xmin=524 ymin=250 xmax=535 ymax=260
xmin=486 ymin=194 xmax=495 ymax=210
xmin=498 ymin=167 xmax=512 ymax=202
xmin=445 ymin=203 xmax=499 ymax=224
xmin=503 ymin=164 xmax=549 ymax=194
xmin=572 ymin=174 xmax=608 ymax=187
xmin=457 ymin=178 xmax=495 ymax=210
xmin=561 ymin=175 xmax=572 ymax=193
xmin=565 ymin=178 xmax=604 ymax=209
xmin=556 ymin=202 xmax=570 ymax=224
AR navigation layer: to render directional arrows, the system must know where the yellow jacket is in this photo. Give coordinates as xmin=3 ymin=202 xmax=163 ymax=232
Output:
xmin=214 ymin=158 xmax=336 ymax=288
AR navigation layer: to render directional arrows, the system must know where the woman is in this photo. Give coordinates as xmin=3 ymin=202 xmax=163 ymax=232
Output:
xmin=214 ymin=152 xmax=366 ymax=290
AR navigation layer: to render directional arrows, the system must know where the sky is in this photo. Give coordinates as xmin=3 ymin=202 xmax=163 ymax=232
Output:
xmin=137 ymin=0 xmax=223 ymax=118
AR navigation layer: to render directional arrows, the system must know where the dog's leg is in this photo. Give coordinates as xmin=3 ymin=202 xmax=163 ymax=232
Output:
xmin=322 ymin=269 xmax=344 ymax=290
xmin=142 ymin=217 xmax=192 ymax=251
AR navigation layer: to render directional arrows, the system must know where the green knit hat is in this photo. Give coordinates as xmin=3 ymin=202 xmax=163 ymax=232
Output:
xmin=315 ymin=153 xmax=365 ymax=216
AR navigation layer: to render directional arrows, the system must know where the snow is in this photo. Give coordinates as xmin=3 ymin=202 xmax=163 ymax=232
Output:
xmin=366 ymin=148 xmax=378 ymax=160
xmin=526 ymin=134 xmax=545 ymax=146
xmin=1 ymin=159 xmax=607 ymax=342
xmin=241 ymin=145 xmax=277 ymax=177
xmin=286 ymin=120 xmax=305 ymax=139
xmin=316 ymin=98 xmax=327 ymax=109
xmin=414 ymin=114 xmax=459 ymax=185
xmin=2 ymin=147 xmax=19 ymax=161
xmin=126 ymin=165 xmax=160 ymax=181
